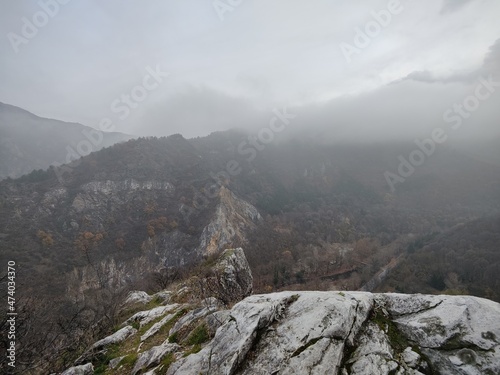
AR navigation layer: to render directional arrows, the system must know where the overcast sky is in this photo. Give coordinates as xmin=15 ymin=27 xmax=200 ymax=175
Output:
xmin=0 ymin=0 xmax=499 ymax=140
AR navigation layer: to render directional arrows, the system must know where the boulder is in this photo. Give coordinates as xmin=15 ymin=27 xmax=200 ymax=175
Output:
xmin=209 ymin=247 xmax=253 ymax=304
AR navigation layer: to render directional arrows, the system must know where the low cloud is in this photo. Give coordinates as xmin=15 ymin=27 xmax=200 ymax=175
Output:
xmin=128 ymin=37 xmax=500 ymax=145
xmin=398 ymin=38 xmax=500 ymax=85
xmin=134 ymin=86 xmax=267 ymax=138
xmin=440 ymin=0 xmax=473 ymax=15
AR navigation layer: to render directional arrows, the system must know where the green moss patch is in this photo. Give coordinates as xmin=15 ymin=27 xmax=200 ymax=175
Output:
xmin=186 ymin=324 xmax=209 ymax=346
xmin=371 ymin=308 xmax=408 ymax=354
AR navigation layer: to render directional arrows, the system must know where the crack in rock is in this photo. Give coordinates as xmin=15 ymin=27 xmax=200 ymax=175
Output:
xmin=392 ymin=300 xmax=444 ymax=318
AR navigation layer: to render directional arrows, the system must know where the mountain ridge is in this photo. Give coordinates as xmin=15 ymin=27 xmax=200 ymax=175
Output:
xmin=0 ymin=101 xmax=134 ymax=180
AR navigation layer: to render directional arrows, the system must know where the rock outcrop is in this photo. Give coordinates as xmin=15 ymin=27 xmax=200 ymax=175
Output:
xmin=62 ymin=291 xmax=500 ymax=374
xmin=60 ymin=247 xmax=254 ymax=374
xmin=59 ymin=363 xmax=94 ymax=375
xmin=211 ymin=247 xmax=254 ymax=301
xmin=171 ymin=291 xmax=500 ymax=375
xmin=63 ymin=185 xmax=261 ymax=295
xmin=59 ymin=247 xmax=500 ymax=375
xmin=71 ymin=179 xmax=175 ymax=213
xmin=197 ymin=187 xmax=261 ymax=256
xmin=74 ymin=326 xmax=137 ymax=365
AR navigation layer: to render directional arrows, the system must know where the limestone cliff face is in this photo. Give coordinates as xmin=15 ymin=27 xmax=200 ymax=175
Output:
xmin=197 ymin=186 xmax=262 ymax=256
xmin=71 ymin=179 xmax=175 ymax=213
xmin=0 ymin=167 xmax=260 ymax=297
xmin=65 ymin=186 xmax=260 ymax=295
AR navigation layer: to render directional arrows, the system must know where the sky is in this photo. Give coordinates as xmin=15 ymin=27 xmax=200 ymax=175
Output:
xmin=0 ymin=0 xmax=499 ymax=140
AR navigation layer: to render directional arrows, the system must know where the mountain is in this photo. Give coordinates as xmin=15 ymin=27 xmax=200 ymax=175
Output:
xmin=1 ymin=131 xmax=499 ymax=373
xmin=0 ymin=102 xmax=133 ymax=180
xmin=2 ymin=132 xmax=498 ymax=297
xmin=0 ymin=135 xmax=263 ymax=373
xmin=59 ymin=249 xmax=500 ymax=375
xmin=0 ymin=135 xmax=261 ymax=292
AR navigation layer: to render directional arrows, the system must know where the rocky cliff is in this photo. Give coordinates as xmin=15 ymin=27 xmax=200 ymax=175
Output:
xmin=0 ymin=134 xmax=262 ymax=296
xmin=59 ymin=249 xmax=500 ymax=375
xmin=196 ymin=187 xmax=262 ymax=256
xmin=65 ymin=187 xmax=261 ymax=295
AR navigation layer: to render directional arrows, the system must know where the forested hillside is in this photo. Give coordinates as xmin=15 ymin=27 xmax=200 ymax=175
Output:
xmin=379 ymin=214 xmax=500 ymax=301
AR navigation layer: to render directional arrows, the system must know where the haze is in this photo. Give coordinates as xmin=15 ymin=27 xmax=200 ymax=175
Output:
xmin=1 ymin=0 xmax=499 ymax=142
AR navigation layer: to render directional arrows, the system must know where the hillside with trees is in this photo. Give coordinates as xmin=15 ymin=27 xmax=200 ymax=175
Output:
xmin=0 ymin=132 xmax=499 ymax=373
xmin=379 ymin=214 xmax=500 ymax=301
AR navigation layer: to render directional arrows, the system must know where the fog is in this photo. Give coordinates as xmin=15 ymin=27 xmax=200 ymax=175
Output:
xmin=1 ymin=0 xmax=499 ymax=142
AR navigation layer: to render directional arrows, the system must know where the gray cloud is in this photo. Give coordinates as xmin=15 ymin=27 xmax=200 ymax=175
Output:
xmin=136 ymin=86 xmax=266 ymax=138
xmin=440 ymin=0 xmax=473 ymax=15
xmin=483 ymin=38 xmax=500 ymax=75
xmin=0 ymin=0 xmax=499 ymax=142
xmin=398 ymin=37 xmax=500 ymax=85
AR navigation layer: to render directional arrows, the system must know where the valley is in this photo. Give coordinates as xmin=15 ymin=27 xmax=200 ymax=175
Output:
xmin=0 ymin=130 xmax=499 ymax=373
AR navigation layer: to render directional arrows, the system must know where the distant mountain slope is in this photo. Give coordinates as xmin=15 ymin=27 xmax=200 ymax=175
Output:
xmin=379 ymin=214 xmax=500 ymax=301
xmin=0 ymin=102 xmax=133 ymax=180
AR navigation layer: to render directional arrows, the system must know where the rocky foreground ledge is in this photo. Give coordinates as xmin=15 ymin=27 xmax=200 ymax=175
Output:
xmin=169 ymin=291 xmax=500 ymax=375
xmin=61 ymin=291 xmax=500 ymax=375
xmin=59 ymin=249 xmax=500 ymax=375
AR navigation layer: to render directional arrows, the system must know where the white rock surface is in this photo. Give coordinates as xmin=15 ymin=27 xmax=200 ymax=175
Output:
xmin=214 ymin=248 xmax=254 ymax=300
xmin=131 ymin=342 xmax=180 ymax=375
xmin=205 ymin=310 xmax=231 ymax=335
xmin=74 ymin=325 xmax=137 ymax=365
xmin=197 ymin=187 xmax=261 ymax=256
xmin=153 ymin=290 xmax=172 ymax=303
xmin=126 ymin=304 xmax=179 ymax=327
xmin=108 ymin=356 xmax=125 ymax=369
xmin=60 ymin=363 xmax=93 ymax=375
xmin=347 ymin=322 xmax=399 ymax=375
xmin=402 ymin=347 xmax=421 ymax=368
xmin=168 ymin=306 xmax=216 ymax=337
xmin=90 ymin=325 xmax=137 ymax=350
xmin=169 ymin=292 xmax=500 ymax=375
xmin=170 ymin=291 xmax=372 ymax=374
xmin=125 ymin=290 xmax=153 ymax=305
xmin=141 ymin=312 xmax=176 ymax=342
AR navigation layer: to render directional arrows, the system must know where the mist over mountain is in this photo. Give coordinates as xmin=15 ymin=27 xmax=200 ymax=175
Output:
xmin=1 ymin=129 xmax=499 ymax=373
xmin=1 ymin=1 xmax=500 ymax=374
xmin=0 ymin=102 xmax=133 ymax=180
